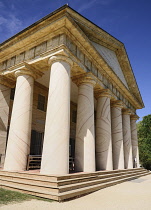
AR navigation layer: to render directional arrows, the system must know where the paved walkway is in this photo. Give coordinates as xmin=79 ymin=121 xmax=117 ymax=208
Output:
xmin=1 ymin=174 xmax=151 ymax=210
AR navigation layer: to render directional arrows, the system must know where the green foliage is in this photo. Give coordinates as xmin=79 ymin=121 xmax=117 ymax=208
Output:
xmin=0 ymin=188 xmax=53 ymax=206
xmin=0 ymin=188 xmax=33 ymax=205
xmin=137 ymin=114 xmax=151 ymax=170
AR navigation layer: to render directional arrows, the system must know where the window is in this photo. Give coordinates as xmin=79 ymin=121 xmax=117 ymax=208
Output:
xmin=72 ymin=110 xmax=77 ymax=123
xmin=69 ymin=138 xmax=75 ymax=158
xmin=37 ymin=94 xmax=45 ymax=111
xmin=30 ymin=130 xmax=44 ymax=155
xmin=10 ymin=88 xmax=15 ymax=100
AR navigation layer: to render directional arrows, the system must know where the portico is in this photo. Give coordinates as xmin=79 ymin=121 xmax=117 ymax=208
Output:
xmin=0 ymin=5 xmax=143 ymax=176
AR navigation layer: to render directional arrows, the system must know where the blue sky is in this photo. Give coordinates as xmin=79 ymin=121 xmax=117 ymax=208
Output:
xmin=0 ymin=0 xmax=150 ymax=121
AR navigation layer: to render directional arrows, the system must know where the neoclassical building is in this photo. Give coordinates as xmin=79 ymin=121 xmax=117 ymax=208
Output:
xmin=0 ymin=5 xmax=144 ymax=176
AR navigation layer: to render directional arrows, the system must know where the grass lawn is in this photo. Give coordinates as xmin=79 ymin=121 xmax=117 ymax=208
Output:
xmin=0 ymin=188 xmax=53 ymax=206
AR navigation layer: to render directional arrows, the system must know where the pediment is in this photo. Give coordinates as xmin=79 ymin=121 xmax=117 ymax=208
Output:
xmin=70 ymin=14 xmax=143 ymax=107
xmin=91 ymin=41 xmax=129 ymax=89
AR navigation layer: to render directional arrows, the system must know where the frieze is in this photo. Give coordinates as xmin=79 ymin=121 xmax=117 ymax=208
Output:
xmin=0 ymin=33 xmax=136 ymax=112
xmin=0 ymin=34 xmax=63 ymax=71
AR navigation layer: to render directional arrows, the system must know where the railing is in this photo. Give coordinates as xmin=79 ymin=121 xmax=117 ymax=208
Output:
xmin=27 ymin=155 xmax=75 ymax=171
xmin=26 ymin=155 xmax=42 ymax=170
xmin=0 ymin=154 xmax=2 ymax=167
xmin=69 ymin=157 xmax=75 ymax=171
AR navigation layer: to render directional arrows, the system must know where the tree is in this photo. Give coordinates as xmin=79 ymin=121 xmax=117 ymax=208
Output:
xmin=137 ymin=114 xmax=151 ymax=170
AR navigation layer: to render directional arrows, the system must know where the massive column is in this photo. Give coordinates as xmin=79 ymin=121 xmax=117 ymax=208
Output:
xmin=40 ymin=55 xmax=72 ymax=175
xmin=131 ymin=114 xmax=140 ymax=168
xmin=4 ymin=70 xmax=34 ymax=171
xmin=122 ymin=109 xmax=133 ymax=169
xmin=74 ymin=76 xmax=96 ymax=172
xmin=95 ymin=89 xmax=113 ymax=171
xmin=111 ymin=100 xmax=124 ymax=170
xmin=0 ymin=82 xmax=11 ymax=168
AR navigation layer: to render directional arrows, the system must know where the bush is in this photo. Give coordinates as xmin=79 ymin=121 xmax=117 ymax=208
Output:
xmin=137 ymin=114 xmax=151 ymax=170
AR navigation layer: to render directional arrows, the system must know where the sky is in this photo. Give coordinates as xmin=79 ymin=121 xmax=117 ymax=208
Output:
xmin=0 ymin=0 xmax=150 ymax=121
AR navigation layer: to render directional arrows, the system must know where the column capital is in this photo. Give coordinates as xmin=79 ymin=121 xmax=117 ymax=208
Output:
xmin=0 ymin=76 xmax=15 ymax=88
xmin=72 ymin=74 xmax=96 ymax=87
xmin=14 ymin=63 xmax=43 ymax=80
xmin=15 ymin=70 xmax=36 ymax=79
xmin=131 ymin=114 xmax=139 ymax=121
xmin=122 ymin=108 xmax=132 ymax=115
xmin=48 ymin=55 xmax=73 ymax=67
xmin=111 ymin=100 xmax=124 ymax=108
xmin=95 ymin=89 xmax=112 ymax=99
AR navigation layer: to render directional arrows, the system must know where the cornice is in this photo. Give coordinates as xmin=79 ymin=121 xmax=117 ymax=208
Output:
xmin=66 ymin=8 xmax=123 ymax=49
xmin=116 ymin=47 xmax=144 ymax=108
xmin=0 ymin=21 xmax=67 ymax=63
xmin=0 ymin=6 xmax=68 ymax=51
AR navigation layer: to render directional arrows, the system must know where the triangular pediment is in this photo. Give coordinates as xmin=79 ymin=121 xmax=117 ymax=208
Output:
xmin=70 ymin=15 xmax=143 ymax=107
xmin=91 ymin=41 xmax=129 ymax=89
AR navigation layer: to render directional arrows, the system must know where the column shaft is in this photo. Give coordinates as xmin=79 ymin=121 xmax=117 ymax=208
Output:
xmin=111 ymin=102 xmax=124 ymax=170
xmin=75 ymin=82 xmax=95 ymax=172
xmin=122 ymin=111 xmax=133 ymax=169
xmin=96 ymin=92 xmax=113 ymax=170
xmin=40 ymin=59 xmax=71 ymax=175
xmin=0 ymin=84 xmax=10 ymax=168
xmin=131 ymin=116 xmax=140 ymax=168
xmin=4 ymin=74 xmax=34 ymax=171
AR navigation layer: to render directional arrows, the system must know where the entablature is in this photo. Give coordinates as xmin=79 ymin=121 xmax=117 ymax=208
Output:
xmin=0 ymin=34 xmax=140 ymax=112
xmin=0 ymin=6 xmax=144 ymax=110
xmin=0 ymin=20 xmax=142 ymax=114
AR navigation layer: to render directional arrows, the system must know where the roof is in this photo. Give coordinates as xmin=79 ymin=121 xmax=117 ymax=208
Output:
xmin=0 ymin=4 xmax=144 ymax=109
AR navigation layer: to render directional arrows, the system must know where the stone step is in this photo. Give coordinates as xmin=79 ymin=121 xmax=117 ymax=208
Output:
xmin=0 ymin=170 xmax=57 ymax=182
xmin=0 ymin=178 xmax=59 ymax=194
xmin=0 ymin=170 xmax=149 ymax=195
xmin=0 ymin=168 xmax=145 ymax=184
xmin=0 ymin=171 xmax=149 ymax=201
xmin=59 ymin=171 xmax=149 ymax=193
xmin=0 ymin=169 xmax=146 ymax=191
xmin=58 ymin=168 xmax=146 ymax=186
xmin=0 ymin=175 xmax=58 ymax=188
xmin=57 ymin=168 xmax=145 ymax=181
xmin=0 ymin=168 xmax=146 ymax=189
xmin=58 ymin=172 xmax=150 ymax=201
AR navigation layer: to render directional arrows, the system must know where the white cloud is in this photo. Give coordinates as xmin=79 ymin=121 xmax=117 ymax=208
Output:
xmin=78 ymin=0 xmax=114 ymax=13
xmin=0 ymin=14 xmax=23 ymax=36
xmin=0 ymin=1 xmax=23 ymax=38
xmin=7 ymin=14 xmax=22 ymax=33
xmin=99 ymin=0 xmax=113 ymax=6
xmin=0 ymin=16 xmax=7 ymax=25
xmin=0 ymin=2 xmax=23 ymax=42
xmin=78 ymin=0 xmax=97 ymax=13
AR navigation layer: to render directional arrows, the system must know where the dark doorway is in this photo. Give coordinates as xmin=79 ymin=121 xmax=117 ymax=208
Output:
xmin=69 ymin=138 xmax=75 ymax=172
xmin=27 ymin=130 xmax=44 ymax=170
xmin=30 ymin=130 xmax=44 ymax=155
